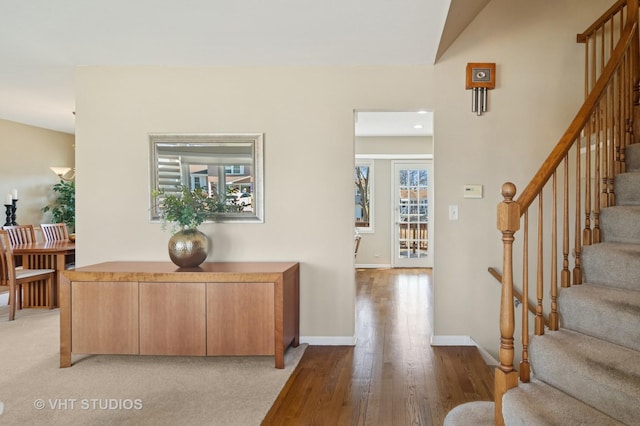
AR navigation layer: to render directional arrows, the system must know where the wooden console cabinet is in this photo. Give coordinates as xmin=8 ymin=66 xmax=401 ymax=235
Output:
xmin=60 ymin=261 xmax=299 ymax=369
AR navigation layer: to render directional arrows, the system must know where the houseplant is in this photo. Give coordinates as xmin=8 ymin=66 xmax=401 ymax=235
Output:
xmin=42 ymin=180 xmax=75 ymax=233
xmin=152 ymin=185 xmax=227 ymax=267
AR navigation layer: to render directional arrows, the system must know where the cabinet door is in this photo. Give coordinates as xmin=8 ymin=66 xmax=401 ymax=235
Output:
xmin=71 ymin=281 xmax=139 ymax=354
xmin=207 ymin=282 xmax=275 ymax=355
xmin=139 ymin=282 xmax=206 ymax=356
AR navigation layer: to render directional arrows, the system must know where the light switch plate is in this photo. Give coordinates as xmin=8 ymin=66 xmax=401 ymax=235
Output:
xmin=463 ymin=184 xmax=483 ymax=199
xmin=449 ymin=205 xmax=459 ymax=221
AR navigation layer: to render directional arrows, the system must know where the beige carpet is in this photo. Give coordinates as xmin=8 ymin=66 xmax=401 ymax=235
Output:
xmin=0 ymin=306 xmax=306 ymax=425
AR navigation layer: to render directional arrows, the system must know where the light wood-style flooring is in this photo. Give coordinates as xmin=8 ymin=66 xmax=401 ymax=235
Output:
xmin=263 ymin=268 xmax=494 ymax=425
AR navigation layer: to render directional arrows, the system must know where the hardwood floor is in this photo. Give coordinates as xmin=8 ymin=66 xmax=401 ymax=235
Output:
xmin=263 ymin=268 xmax=494 ymax=425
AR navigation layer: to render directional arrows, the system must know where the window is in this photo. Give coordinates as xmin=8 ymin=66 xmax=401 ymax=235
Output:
xmin=355 ymin=160 xmax=374 ymax=232
xmin=190 ymin=172 xmax=207 ymax=190
xmin=225 ymin=165 xmax=245 ymax=175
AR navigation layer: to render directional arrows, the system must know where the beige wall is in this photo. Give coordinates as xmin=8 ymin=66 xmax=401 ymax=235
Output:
xmin=356 ymin=136 xmax=433 ymax=156
xmin=75 ymin=66 xmax=435 ymax=343
xmin=0 ymin=119 xmax=75 ymax=228
xmin=74 ymin=0 xmax=610 ymax=352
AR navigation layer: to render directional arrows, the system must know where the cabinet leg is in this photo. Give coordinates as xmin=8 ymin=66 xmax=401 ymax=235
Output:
xmin=60 ymin=352 xmax=71 ymax=368
xmin=275 ymin=348 xmax=284 ymax=369
xmin=59 ymin=275 xmax=72 ymax=368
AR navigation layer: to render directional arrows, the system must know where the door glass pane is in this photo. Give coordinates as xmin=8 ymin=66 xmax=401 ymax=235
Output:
xmin=398 ymin=168 xmax=428 ymax=259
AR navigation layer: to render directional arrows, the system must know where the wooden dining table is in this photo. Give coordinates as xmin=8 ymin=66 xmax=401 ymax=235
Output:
xmin=12 ymin=240 xmax=76 ymax=308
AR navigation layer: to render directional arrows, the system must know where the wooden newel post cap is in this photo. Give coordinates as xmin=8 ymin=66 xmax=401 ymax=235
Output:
xmin=497 ymin=182 xmax=520 ymax=232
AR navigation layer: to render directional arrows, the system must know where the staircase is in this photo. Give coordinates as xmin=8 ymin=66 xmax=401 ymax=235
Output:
xmin=446 ymin=143 xmax=640 ymax=425
xmin=503 ymin=143 xmax=640 ymax=425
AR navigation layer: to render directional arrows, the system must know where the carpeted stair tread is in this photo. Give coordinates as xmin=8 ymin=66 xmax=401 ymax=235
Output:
xmin=502 ymin=379 xmax=624 ymax=426
xmin=558 ymin=283 xmax=640 ymax=351
xmin=581 ymin=242 xmax=640 ymax=291
xmin=443 ymin=401 xmax=494 ymax=426
xmin=600 ymin=206 xmax=640 ymax=243
xmin=625 ymin=143 xmax=640 ymax=171
xmin=529 ymin=329 xmax=640 ymax=425
xmin=614 ymin=172 xmax=640 ymax=205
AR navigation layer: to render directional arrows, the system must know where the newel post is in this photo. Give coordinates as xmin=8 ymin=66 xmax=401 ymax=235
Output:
xmin=494 ymin=182 xmax=520 ymax=426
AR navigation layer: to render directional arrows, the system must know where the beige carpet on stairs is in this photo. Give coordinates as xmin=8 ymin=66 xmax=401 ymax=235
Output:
xmin=0 ymin=306 xmax=306 ymax=426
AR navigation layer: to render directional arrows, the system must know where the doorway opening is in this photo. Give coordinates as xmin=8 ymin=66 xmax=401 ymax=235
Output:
xmin=353 ymin=110 xmax=434 ymax=269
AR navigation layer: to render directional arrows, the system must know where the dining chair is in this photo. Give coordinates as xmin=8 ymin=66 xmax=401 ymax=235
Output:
xmin=40 ymin=223 xmax=76 ymax=271
xmin=2 ymin=224 xmax=38 ymax=267
xmin=40 ymin=223 xmax=69 ymax=242
xmin=2 ymin=224 xmax=37 ymax=245
xmin=0 ymin=230 xmax=55 ymax=320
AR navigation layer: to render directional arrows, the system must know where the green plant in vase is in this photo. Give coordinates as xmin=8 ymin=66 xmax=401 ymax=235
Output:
xmin=42 ymin=180 xmax=75 ymax=233
xmin=152 ymin=185 xmax=227 ymax=267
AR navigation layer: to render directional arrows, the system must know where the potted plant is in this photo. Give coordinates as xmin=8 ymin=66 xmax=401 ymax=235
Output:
xmin=42 ymin=180 xmax=75 ymax=234
xmin=152 ymin=185 xmax=227 ymax=267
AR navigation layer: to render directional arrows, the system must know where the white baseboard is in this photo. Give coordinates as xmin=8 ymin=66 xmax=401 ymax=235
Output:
xmin=300 ymin=335 xmax=357 ymax=346
xmin=355 ymin=263 xmax=392 ymax=269
xmin=0 ymin=292 xmax=8 ymax=306
xmin=474 ymin=341 xmax=499 ymax=366
xmin=431 ymin=335 xmax=499 ymax=366
xmin=430 ymin=335 xmax=475 ymax=346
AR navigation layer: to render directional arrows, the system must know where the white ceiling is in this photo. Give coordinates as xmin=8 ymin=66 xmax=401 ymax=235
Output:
xmin=355 ymin=111 xmax=433 ymax=136
xmin=0 ymin=0 xmax=487 ymax=135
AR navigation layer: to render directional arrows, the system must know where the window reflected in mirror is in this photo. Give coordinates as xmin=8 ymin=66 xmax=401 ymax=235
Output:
xmin=150 ymin=133 xmax=264 ymax=223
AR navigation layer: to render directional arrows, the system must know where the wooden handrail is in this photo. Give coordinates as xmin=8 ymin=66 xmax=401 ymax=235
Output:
xmin=516 ymin=20 xmax=638 ymax=214
xmin=577 ymin=0 xmax=627 ymax=42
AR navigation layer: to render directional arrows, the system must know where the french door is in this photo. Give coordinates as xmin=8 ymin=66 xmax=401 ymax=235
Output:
xmin=392 ymin=161 xmax=433 ymax=268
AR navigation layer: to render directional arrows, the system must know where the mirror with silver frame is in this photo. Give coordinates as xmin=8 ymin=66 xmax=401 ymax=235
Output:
xmin=149 ymin=133 xmax=264 ymax=223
